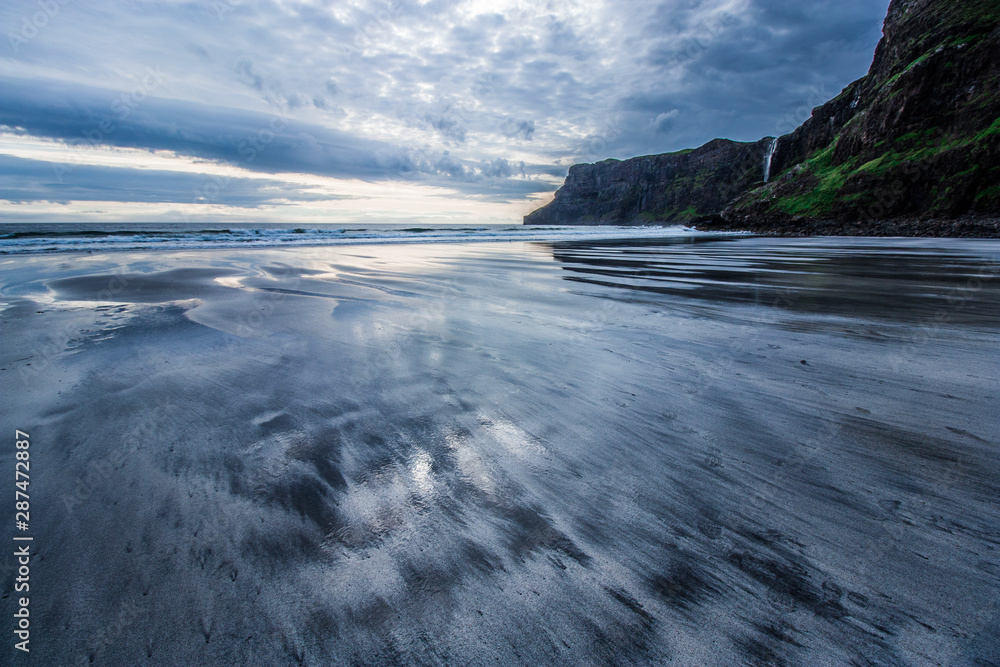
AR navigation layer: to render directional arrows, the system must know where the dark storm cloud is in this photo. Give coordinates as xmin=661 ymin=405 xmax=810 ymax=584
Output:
xmin=651 ymin=110 xmax=680 ymax=134
xmin=0 ymin=76 xmax=549 ymax=201
xmin=0 ymin=154 xmax=345 ymax=207
xmin=0 ymin=76 xmax=409 ymax=178
xmin=423 ymin=111 xmax=468 ymax=144
xmin=501 ymin=118 xmax=535 ymax=141
xmin=610 ymin=0 xmax=890 ymax=157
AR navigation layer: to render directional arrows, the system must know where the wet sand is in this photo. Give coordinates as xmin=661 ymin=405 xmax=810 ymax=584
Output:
xmin=2 ymin=236 xmax=999 ymax=665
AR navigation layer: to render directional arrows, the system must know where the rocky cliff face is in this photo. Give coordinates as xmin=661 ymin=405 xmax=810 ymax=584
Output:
xmin=526 ymin=0 xmax=1000 ymax=234
xmin=724 ymin=0 xmax=1000 ymax=230
xmin=524 ymin=138 xmax=774 ymax=226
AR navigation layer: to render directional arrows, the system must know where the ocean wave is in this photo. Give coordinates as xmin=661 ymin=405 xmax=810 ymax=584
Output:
xmin=0 ymin=224 xmax=705 ymax=255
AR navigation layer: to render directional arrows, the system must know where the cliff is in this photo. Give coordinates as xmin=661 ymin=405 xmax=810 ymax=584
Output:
xmin=523 ymin=138 xmax=774 ymax=226
xmin=525 ymin=0 xmax=1000 ymax=235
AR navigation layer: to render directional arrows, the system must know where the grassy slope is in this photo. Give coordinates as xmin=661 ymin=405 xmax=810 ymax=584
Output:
xmin=735 ymin=0 xmax=1000 ymax=220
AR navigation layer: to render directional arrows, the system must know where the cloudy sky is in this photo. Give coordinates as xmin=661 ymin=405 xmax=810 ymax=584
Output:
xmin=0 ymin=0 xmax=890 ymax=224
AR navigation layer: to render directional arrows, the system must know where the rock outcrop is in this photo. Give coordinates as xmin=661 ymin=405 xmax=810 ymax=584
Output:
xmin=526 ymin=0 xmax=1000 ymax=235
xmin=524 ymin=138 xmax=773 ymax=226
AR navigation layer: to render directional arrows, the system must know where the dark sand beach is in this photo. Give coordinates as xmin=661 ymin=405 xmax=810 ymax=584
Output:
xmin=2 ymin=236 xmax=999 ymax=665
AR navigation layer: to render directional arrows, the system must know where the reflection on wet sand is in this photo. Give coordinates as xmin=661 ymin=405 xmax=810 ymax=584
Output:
xmin=1 ymin=237 xmax=998 ymax=665
xmin=552 ymin=236 xmax=1000 ymax=325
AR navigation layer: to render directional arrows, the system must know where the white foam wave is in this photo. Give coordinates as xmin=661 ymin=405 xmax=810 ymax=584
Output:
xmin=0 ymin=225 xmax=708 ymax=255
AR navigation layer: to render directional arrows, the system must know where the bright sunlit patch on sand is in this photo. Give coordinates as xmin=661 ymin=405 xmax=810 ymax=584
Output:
xmin=409 ymin=450 xmax=435 ymax=496
xmin=479 ymin=415 xmax=548 ymax=460
xmin=213 ymin=276 xmax=247 ymax=289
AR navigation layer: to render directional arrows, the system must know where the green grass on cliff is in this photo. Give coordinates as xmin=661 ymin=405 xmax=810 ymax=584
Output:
xmin=766 ymin=115 xmax=1000 ymax=218
xmin=914 ymin=0 xmax=999 ymax=43
xmin=732 ymin=0 xmax=1000 ymax=221
xmin=639 ymin=204 xmax=698 ymax=222
xmin=955 ymin=0 xmax=1000 ymax=26
xmin=772 ymin=145 xmax=857 ymax=217
xmin=974 ymin=116 xmax=1000 ymax=141
xmin=855 ymin=118 xmax=999 ymax=177
xmin=976 ymin=183 xmax=1000 ymax=204
xmin=885 ymin=0 xmax=999 ymax=98
xmin=883 ymin=31 xmax=994 ymax=99
xmin=677 ymin=205 xmax=698 ymax=220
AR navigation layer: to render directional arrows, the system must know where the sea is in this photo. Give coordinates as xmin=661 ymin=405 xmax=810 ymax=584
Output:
xmin=0 ymin=222 xmax=704 ymax=255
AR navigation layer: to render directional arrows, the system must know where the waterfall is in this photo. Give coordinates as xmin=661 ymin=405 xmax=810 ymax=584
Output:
xmin=763 ymin=137 xmax=778 ymax=183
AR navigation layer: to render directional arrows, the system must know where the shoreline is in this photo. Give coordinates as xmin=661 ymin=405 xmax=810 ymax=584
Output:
xmin=0 ymin=224 xmax=705 ymax=257
xmin=693 ymin=215 xmax=1000 ymax=238
xmin=524 ymin=216 xmax=1000 ymax=238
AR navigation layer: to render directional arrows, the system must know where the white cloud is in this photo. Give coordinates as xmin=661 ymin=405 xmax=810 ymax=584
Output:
xmin=651 ymin=109 xmax=680 ymax=134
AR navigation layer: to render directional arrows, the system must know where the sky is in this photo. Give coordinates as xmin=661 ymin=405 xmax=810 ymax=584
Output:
xmin=0 ymin=0 xmax=891 ymax=225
